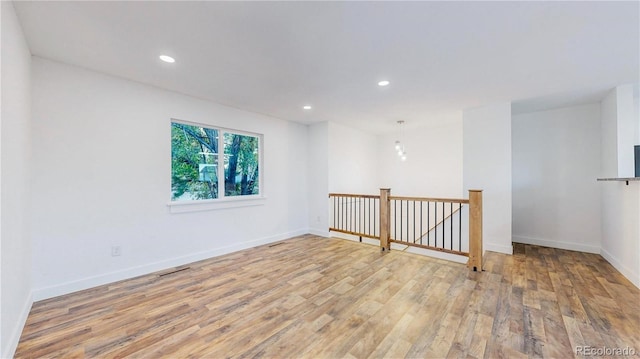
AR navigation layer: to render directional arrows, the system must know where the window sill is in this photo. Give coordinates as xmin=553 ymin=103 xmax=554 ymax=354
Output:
xmin=167 ymin=196 xmax=267 ymax=213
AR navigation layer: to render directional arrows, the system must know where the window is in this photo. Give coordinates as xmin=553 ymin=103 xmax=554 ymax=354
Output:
xmin=171 ymin=120 xmax=261 ymax=202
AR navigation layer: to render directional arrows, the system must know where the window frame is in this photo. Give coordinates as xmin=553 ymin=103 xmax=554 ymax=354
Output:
xmin=168 ymin=118 xmax=265 ymax=212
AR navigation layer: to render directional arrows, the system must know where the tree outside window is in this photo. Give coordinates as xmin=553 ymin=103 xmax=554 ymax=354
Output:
xmin=171 ymin=121 xmax=260 ymax=201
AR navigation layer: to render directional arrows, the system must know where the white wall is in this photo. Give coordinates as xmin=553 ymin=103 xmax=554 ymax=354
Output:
xmin=512 ymin=104 xmax=602 ymax=253
xmin=633 ymin=83 xmax=640 ymax=145
xmin=600 ymin=183 xmax=640 ymax=288
xmin=602 ymin=84 xmax=637 ymax=178
xmin=463 ymin=102 xmax=513 ymax=255
xmin=1 ymin=2 xmax=33 ymax=357
xmin=633 ymin=83 xmax=640 ymax=179
xmin=615 ymin=85 xmax=636 ymax=177
xmin=307 ymin=122 xmax=329 ymax=236
xmin=601 ymin=88 xmax=619 ymax=177
xmin=635 ymin=85 xmax=639 ymax=146
xmin=30 ymin=58 xmax=309 ymax=300
xmin=378 ymin=120 xmax=463 ymax=198
xmin=327 ymin=119 xmax=463 ymax=199
xmin=327 ymin=122 xmax=378 ymax=194
xmin=600 ymin=86 xmax=640 ymax=288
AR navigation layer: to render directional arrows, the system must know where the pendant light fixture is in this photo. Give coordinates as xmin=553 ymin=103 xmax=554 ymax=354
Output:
xmin=395 ymin=120 xmax=407 ymax=161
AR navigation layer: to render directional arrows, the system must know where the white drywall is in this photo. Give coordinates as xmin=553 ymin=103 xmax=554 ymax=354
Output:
xmin=463 ymin=102 xmax=513 ymax=255
xmin=633 ymin=83 xmax=640 ymax=146
xmin=1 ymin=2 xmax=33 ymax=357
xmin=327 ymin=122 xmax=379 ymax=194
xmin=512 ymin=104 xmax=602 ymax=253
xmin=635 ymin=85 xmax=639 ymax=145
xmin=615 ymin=85 xmax=636 ymax=177
xmin=377 ymin=120 xmax=463 ymax=198
xmin=307 ymin=122 xmax=329 ymax=236
xmin=601 ymin=89 xmax=619 ymax=177
xmin=600 ymin=86 xmax=640 ymax=288
xmin=30 ymin=58 xmax=310 ymax=300
xmin=600 ymin=183 xmax=640 ymax=288
xmin=601 ymin=84 xmax=638 ymax=178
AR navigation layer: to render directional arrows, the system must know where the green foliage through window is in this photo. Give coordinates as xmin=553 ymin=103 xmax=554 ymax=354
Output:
xmin=171 ymin=121 xmax=260 ymax=201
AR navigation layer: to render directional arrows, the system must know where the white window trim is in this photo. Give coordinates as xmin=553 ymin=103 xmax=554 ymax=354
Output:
xmin=169 ymin=118 xmax=264 ymax=212
xmin=167 ymin=195 xmax=267 ymax=213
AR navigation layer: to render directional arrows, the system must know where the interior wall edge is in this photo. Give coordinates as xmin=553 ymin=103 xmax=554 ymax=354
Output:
xmin=308 ymin=229 xmax=330 ymax=238
xmin=484 ymin=242 xmax=513 ymax=255
xmin=1 ymin=292 xmax=32 ymax=359
xmin=600 ymin=247 xmax=640 ymax=289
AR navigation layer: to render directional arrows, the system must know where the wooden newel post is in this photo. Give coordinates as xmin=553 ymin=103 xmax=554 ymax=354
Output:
xmin=468 ymin=189 xmax=483 ymax=271
xmin=379 ymin=188 xmax=391 ymax=252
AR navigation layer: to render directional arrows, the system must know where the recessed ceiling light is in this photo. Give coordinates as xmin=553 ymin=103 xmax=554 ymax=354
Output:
xmin=159 ymin=55 xmax=175 ymax=63
xmin=303 ymin=105 xmax=312 ymax=110
xmin=378 ymin=80 xmax=390 ymax=87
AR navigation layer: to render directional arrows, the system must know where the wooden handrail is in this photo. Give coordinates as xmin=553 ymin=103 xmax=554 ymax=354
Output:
xmin=328 ymin=193 xmax=380 ymax=199
xmin=389 ymin=195 xmax=469 ymax=204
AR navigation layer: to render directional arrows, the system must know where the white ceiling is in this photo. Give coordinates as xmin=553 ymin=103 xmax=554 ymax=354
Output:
xmin=13 ymin=1 xmax=640 ymax=134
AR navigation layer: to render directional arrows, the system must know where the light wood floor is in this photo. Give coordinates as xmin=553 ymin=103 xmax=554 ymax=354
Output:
xmin=16 ymin=235 xmax=640 ymax=358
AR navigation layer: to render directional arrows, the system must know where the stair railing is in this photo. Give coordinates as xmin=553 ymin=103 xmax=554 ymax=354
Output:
xmin=329 ymin=188 xmax=483 ymax=271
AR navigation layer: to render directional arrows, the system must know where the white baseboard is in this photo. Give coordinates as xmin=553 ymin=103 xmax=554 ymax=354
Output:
xmin=3 ymin=291 xmax=33 ymax=359
xmin=512 ymin=235 xmax=600 ymax=254
xmin=308 ymin=228 xmax=330 ymax=237
xmin=32 ymin=229 xmax=309 ymax=301
xmin=330 ymin=232 xmax=354 ymax=241
xmin=600 ymin=248 xmax=640 ymax=289
xmin=403 ymin=246 xmax=469 ymax=264
xmin=329 ymin=232 xmax=379 ymax=246
xmin=485 ymin=242 xmax=513 ymax=255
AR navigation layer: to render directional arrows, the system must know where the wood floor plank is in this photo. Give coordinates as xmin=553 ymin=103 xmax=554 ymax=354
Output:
xmin=15 ymin=236 xmax=640 ymax=358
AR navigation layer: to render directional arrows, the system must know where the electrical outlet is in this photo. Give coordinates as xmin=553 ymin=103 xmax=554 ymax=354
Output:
xmin=316 ymin=216 xmax=321 ymax=223
xmin=111 ymin=246 xmax=121 ymax=257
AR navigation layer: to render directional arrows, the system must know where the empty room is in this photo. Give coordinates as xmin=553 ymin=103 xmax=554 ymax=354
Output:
xmin=1 ymin=1 xmax=639 ymax=358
